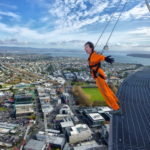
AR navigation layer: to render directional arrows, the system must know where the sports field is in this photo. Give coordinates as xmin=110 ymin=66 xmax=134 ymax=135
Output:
xmin=0 ymin=107 xmax=8 ymax=111
xmin=82 ymin=87 xmax=104 ymax=102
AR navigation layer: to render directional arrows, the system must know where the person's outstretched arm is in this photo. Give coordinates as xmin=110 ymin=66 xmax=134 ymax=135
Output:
xmin=93 ymin=53 xmax=114 ymax=64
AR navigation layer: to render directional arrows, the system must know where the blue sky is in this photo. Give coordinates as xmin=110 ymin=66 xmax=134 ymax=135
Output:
xmin=0 ymin=0 xmax=150 ymax=51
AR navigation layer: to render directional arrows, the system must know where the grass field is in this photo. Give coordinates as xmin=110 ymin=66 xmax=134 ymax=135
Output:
xmin=0 ymin=107 xmax=8 ymax=111
xmin=82 ymin=87 xmax=104 ymax=102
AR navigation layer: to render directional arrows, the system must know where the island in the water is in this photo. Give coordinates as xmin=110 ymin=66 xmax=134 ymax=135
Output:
xmin=127 ymin=53 xmax=150 ymax=58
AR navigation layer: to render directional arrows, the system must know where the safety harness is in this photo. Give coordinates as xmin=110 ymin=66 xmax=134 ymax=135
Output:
xmin=88 ymin=51 xmax=105 ymax=79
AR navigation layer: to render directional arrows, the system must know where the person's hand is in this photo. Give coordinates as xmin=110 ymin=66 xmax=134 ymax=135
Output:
xmin=105 ymin=55 xmax=114 ymax=64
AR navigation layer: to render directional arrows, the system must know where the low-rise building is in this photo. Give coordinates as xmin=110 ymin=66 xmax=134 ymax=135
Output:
xmin=86 ymin=113 xmax=105 ymax=127
xmin=66 ymin=124 xmax=92 ymax=144
xmin=36 ymin=133 xmax=66 ymax=150
xmin=99 ymin=106 xmax=112 ymax=112
xmin=73 ymin=140 xmax=107 ymax=150
xmin=24 ymin=139 xmax=46 ymax=150
xmin=60 ymin=121 xmax=74 ymax=128
xmin=15 ymin=104 xmax=34 ymax=115
xmin=14 ymin=94 xmax=34 ymax=116
xmin=55 ymin=105 xmax=74 ymax=121
xmin=83 ymin=110 xmax=105 ymax=127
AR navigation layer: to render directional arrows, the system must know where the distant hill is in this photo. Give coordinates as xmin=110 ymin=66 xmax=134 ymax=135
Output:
xmin=127 ymin=53 xmax=150 ymax=58
xmin=0 ymin=46 xmax=81 ymax=54
xmin=0 ymin=46 xmax=65 ymax=52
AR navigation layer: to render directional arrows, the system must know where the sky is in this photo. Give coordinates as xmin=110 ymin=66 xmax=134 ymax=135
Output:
xmin=0 ymin=0 xmax=150 ymax=51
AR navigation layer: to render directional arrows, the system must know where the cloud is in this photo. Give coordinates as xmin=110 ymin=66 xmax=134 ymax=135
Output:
xmin=0 ymin=21 xmax=150 ymax=51
xmin=49 ymin=40 xmax=86 ymax=45
xmin=106 ymin=26 xmax=150 ymax=51
xmin=0 ymin=23 xmax=44 ymax=40
xmin=0 ymin=11 xmax=20 ymax=20
xmin=40 ymin=0 xmax=149 ymax=34
xmin=113 ymin=42 xmax=150 ymax=48
xmin=121 ymin=2 xmax=150 ymax=20
xmin=0 ymin=3 xmax=17 ymax=10
xmin=0 ymin=39 xmax=31 ymax=45
xmin=127 ymin=27 xmax=150 ymax=37
xmin=40 ymin=16 xmax=49 ymax=22
xmin=0 ymin=22 xmax=85 ymax=42
xmin=48 ymin=0 xmax=109 ymax=29
xmin=96 ymin=1 xmax=150 ymax=23
xmin=0 ymin=0 xmax=149 ymax=51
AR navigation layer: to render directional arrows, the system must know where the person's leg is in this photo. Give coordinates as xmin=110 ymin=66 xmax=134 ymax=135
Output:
xmin=105 ymin=82 xmax=119 ymax=103
xmin=95 ymin=76 xmax=120 ymax=110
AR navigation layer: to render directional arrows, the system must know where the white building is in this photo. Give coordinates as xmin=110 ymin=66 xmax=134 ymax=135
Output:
xmin=60 ymin=121 xmax=74 ymax=129
xmin=15 ymin=104 xmax=34 ymax=115
xmin=100 ymin=106 xmax=112 ymax=112
xmin=67 ymin=124 xmax=92 ymax=144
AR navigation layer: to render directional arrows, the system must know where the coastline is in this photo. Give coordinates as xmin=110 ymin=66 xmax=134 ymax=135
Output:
xmin=127 ymin=53 xmax=150 ymax=59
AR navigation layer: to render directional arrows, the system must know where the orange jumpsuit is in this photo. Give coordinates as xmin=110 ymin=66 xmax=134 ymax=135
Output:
xmin=88 ymin=51 xmax=120 ymax=110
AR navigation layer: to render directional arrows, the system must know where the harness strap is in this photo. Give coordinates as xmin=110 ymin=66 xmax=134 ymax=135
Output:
xmin=89 ymin=62 xmax=101 ymax=68
xmin=88 ymin=52 xmax=104 ymax=79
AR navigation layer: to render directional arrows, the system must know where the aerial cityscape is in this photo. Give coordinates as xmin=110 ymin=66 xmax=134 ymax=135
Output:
xmin=0 ymin=52 xmax=146 ymax=150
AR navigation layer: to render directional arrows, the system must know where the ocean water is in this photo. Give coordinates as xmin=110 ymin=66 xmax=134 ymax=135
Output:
xmin=46 ymin=51 xmax=150 ymax=66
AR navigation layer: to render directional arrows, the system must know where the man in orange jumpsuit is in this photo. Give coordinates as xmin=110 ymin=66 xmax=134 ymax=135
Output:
xmin=84 ymin=41 xmax=121 ymax=115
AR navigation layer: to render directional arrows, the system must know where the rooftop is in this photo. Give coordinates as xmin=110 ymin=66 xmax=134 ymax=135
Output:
xmin=100 ymin=106 xmax=112 ymax=112
xmin=36 ymin=134 xmax=65 ymax=145
xmin=24 ymin=139 xmax=46 ymax=150
xmin=88 ymin=113 xmax=104 ymax=121
xmin=60 ymin=121 xmax=74 ymax=128
xmin=70 ymin=124 xmax=90 ymax=135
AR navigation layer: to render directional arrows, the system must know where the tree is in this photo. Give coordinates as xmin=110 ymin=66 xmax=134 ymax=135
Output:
xmin=72 ymin=86 xmax=92 ymax=106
